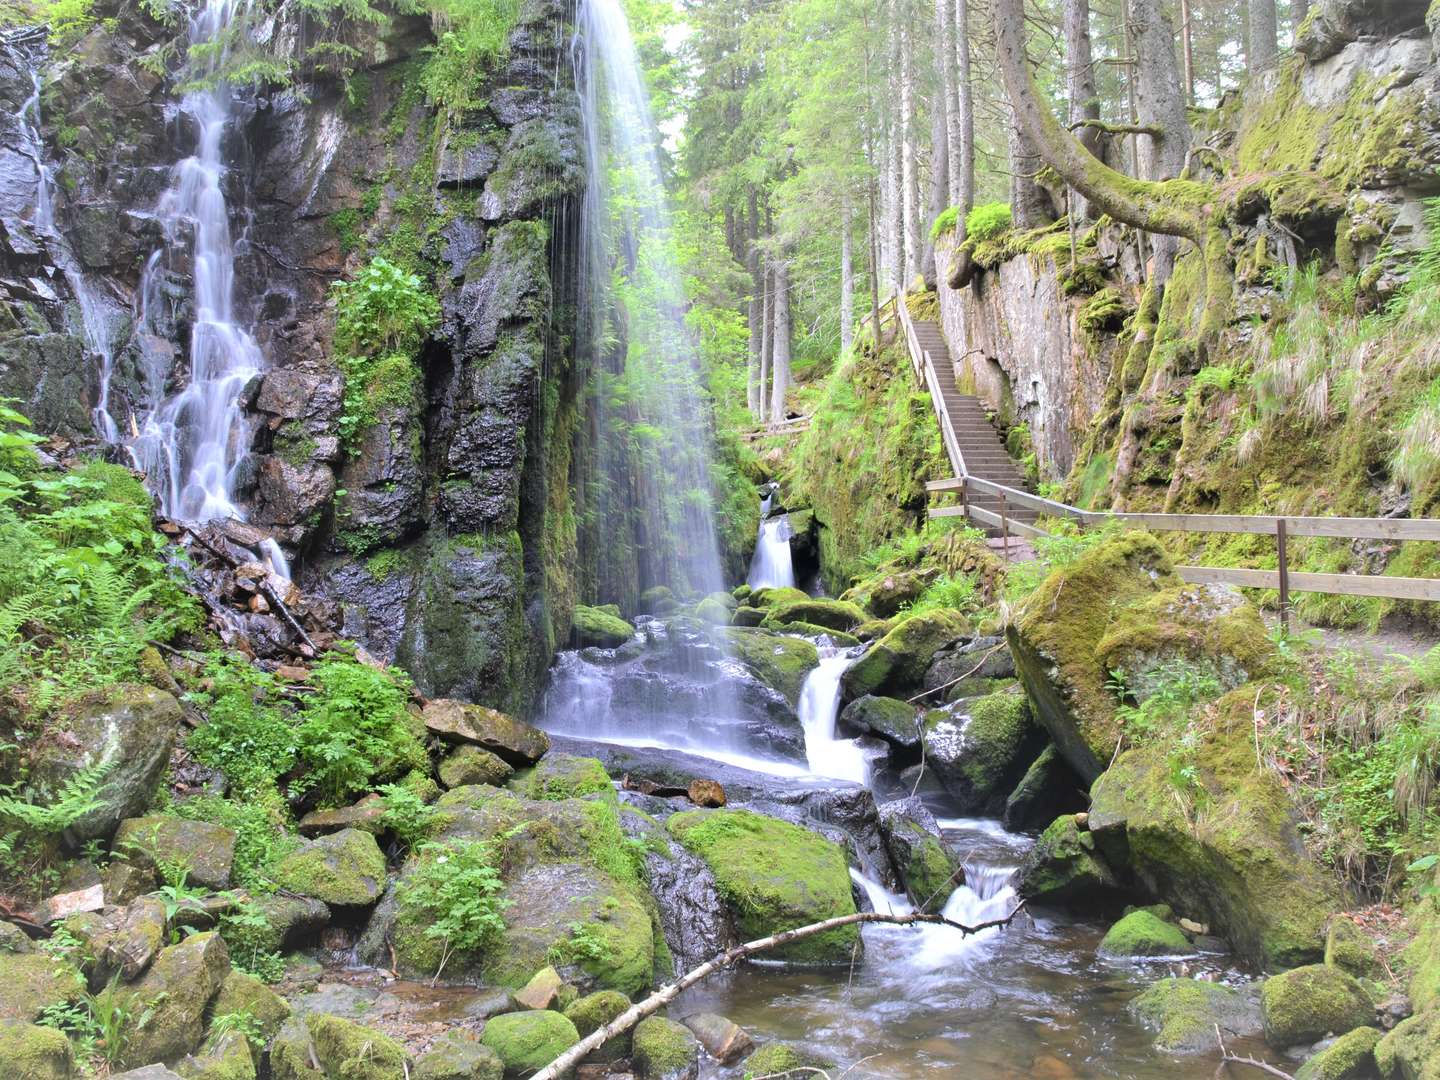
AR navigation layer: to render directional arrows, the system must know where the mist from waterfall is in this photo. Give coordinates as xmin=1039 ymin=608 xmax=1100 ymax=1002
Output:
xmin=128 ymin=0 xmax=265 ymax=524
xmin=575 ymin=0 xmax=726 ymax=602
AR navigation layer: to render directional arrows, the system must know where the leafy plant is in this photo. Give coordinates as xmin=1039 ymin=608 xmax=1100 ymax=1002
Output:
xmin=377 ymin=782 xmax=437 ymax=851
xmin=396 ymin=839 xmax=509 ymax=981
xmin=0 ymin=759 xmax=109 ymax=836
xmin=218 ymin=899 xmax=287 ymax=983
xmin=209 ymin=1009 xmax=266 ymax=1050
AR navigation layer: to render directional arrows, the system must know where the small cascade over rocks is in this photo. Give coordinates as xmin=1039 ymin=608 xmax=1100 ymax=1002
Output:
xmin=747 ymin=485 xmax=797 ymax=590
xmin=797 ymin=643 xmax=869 ymax=783
xmin=128 ymin=0 xmax=266 ymax=524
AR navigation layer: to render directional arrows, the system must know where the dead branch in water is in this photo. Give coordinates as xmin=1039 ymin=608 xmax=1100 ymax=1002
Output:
xmin=1213 ymin=1024 xmax=1293 ymax=1079
xmin=530 ymin=904 xmax=1026 ymax=1080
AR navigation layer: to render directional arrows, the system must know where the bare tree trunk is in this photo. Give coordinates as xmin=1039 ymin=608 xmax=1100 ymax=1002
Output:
xmin=954 ymin=0 xmax=975 ymax=213
xmin=745 ymin=195 xmax=762 ymax=417
xmin=1009 ymin=114 xmax=1053 ymax=228
xmin=869 ymin=178 xmax=883 ymax=353
xmin=887 ymin=5 xmax=905 ymax=295
xmin=758 ymin=261 xmax=772 ymax=423
xmin=1292 ymin=0 xmax=1310 ymax=38
xmin=900 ymin=13 xmax=921 ymax=284
xmin=921 ymin=104 xmax=949 ymax=287
xmin=939 ymin=0 xmax=960 ymax=207
xmin=1248 ymin=0 xmax=1278 ymax=71
xmin=1179 ymin=0 xmax=1195 ymax=104
xmin=1065 ymin=0 xmax=1100 ymax=220
xmin=1129 ymin=0 xmax=1192 ymax=279
xmin=769 ymin=259 xmax=792 ymax=421
xmin=841 ymin=201 xmax=855 ymax=356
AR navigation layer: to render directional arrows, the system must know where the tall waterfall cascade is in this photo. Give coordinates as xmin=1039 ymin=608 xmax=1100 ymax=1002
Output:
xmin=126 ymin=0 xmax=266 ymax=525
xmin=575 ymin=0 xmax=726 ymax=601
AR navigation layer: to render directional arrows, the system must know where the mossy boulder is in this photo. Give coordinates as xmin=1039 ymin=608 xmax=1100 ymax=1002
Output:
xmin=1015 ymin=814 xmax=1121 ymax=906
xmin=0 ymin=951 xmax=85 ymax=1023
xmin=271 ymin=1014 xmax=409 ymax=1080
xmin=1098 ymin=910 xmax=1193 ymax=958
xmin=1088 ymin=704 xmax=1339 ymax=969
xmin=639 ymin=586 xmax=678 ymax=614
xmin=210 ymin=970 xmax=291 ymax=1045
xmin=413 ymin=1030 xmax=503 ymax=1080
xmin=694 ymin=597 xmax=733 ymax=625
xmin=112 ymin=815 xmax=237 ymax=890
xmin=1376 ymin=1007 xmax=1440 ymax=1079
xmin=1003 ymin=744 xmax=1087 ymax=833
xmin=563 ymin=990 xmax=631 ymax=1061
xmin=877 ymin=800 xmax=963 ymax=913
xmin=667 ymin=809 xmax=858 ymax=963
xmin=840 ymin=567 xmax=938 ymax=618
xmin=422 ymin=699 xmax=550 ymax=766
xmin=0 ymin=1019 xmax=75 ymax=1080
xmin=761 ymin=598 xmax=866 ymax=633
xmin=716 ymin=628 xmax=819 ymax=707
xmin=840 ymin=610 xmax=969 ymax=701
xmin=247 ymin=894 xmax=330 ymax=954
xmin=1295 ymin=1025 xmax=1383 ymax=1080
xmin=1261 ymin=965 xmax=1375 ymax=1048
xmin=439 ymin=745 xmax=515 ymax=789
xmin=839 ymin=695 xmax=921 ymax=751
xmin=571 ymin=604 xmax=636 ymax=648
xmin=481 ymin=1010 xmax=579 ymax=1077
xmin=507 ymin=754 xmax=612 ymax=801
xmin=1325 ymin=917 xmax=1383 ymax=980
xmin=1005 ymin=532 xmax=1179 ymax=782
xmin=117 ymin=932 xmax=231 ymax=1067
xmin=923 ymin=689 xmax=1045 ymax=813
xmin=742 ymin=1043 xmax=833 ymax=1078
xmin=1128 ymin=977 xmax=1263 ymax=1054
xmin=178 ymin=1028 xmax=255 ymax=1080
xmin=30 ymin=684 xmax=180 ymax=842
xmin=746 ymin=586 xmax=808 ymax=609
xmin=632 ymin=1016 xmax=699 ymax=1080
xmin=272 ymin=828 xmax=387 ymax=906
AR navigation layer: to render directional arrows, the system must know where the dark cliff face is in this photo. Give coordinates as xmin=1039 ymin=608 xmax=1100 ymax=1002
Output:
xmin=0 ymin=0 xmax=587 ymax=715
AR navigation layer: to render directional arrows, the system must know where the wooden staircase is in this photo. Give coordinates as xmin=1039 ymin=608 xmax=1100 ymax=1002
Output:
xmin=899 ymin=306 xmax=1039 ymax=546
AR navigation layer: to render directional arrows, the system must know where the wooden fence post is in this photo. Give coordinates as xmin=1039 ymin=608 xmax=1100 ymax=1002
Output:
xmin=1277 ymin=518 xmax=1290 ymax=634
xmin=999 ymin=490 xmax=1010 ymax=562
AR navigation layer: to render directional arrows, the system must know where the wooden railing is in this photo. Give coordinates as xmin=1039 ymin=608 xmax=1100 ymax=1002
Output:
xmin=927 ymin=473 xmax=1440 ymax=624
xmin=895 ymin=294 xmax=968 ymax=479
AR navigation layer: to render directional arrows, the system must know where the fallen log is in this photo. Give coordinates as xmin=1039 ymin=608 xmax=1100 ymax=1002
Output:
xmin=530 ymin=902 xmax=1026 ymax=1080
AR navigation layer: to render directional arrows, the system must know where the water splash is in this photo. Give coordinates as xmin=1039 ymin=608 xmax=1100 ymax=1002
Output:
xmin=129 ymin=0 xmax=265 ymax=523
xmin=797 ymin=645 xmax=868 ymax=782
xmin=748 ymin=515 xmax=796 ymax=590
xmin=575 ymin=0 xmax=726 ymax=600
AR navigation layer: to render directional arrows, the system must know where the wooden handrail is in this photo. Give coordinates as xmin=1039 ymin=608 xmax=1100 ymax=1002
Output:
xmin=897 ymin=295 xmax=968 ymax=478
xmin=928 ymin=471 xmax=1440 ymax=618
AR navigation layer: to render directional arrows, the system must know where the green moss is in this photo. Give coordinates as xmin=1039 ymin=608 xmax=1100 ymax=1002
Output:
xmin=1325 ymin=918 xmax=1382 ymax=980
xmin=480 ymin=1010 xmax=579 ymax=1075
xmin=1295 ymin=1025 xmax=1382 ymax=1080
xmin=211 ymin=970 xmax=292 ymax=1045
xmin=1128 ymin=977 xmax=1261 ymax=1054
xmin=1260 ymin=965 xmax=1374 ymax=1048
xmin=508 ymin=754 xmax=614 ymax=802
xmin=715 ymin=628 xmax=819 ymax=707
xmin=746 ymin=585 xmax=809 ymax=608
xmin=694 ymin=596 xmax=732 ymax=625
xmin=0 ymin=952 xmax=84 ymax=1022
xmin=0 ymin=1021 xmax=74 ymax=1080
xmin=1016 ymin=814 xmax=1120 ymax=904
xmin=1098 ymin=909 xmax=1192 ymax=957
xmin=944 ymin=688 xmax=1038 ymax=798
xmin=307 ymin=1014 xmax=409 ymax=1080
xmin=563 ymin=989 xmax=631 ymax=1040
xmin=631 ymin=1016 xmax=699 ymax=1079
xmin=842 ymin=609 xmax=969 ymax=699
xmin=760 ymin=598 xmax=866 ymax=632
xmin=666 ymin=809 xmax=858 ymax=964
xmin=743 ymin=1043 xmax=832 ymax=1078
xmin=1376 ymin=1008 xmax=1440 ymax=1080
xmin=271 ymin=828 xmax=387 ymax=906
xmin=571 ymin=604 xmax=635 ymax=648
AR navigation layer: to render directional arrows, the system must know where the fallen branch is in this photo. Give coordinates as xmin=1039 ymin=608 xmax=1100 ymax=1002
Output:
xmin=530 ymin=904 xmax=1026 ymax=1080
xmin=1067 ymin=118 xmax=1163 ymax=137
xmin=1214 ymin=1023 xmax=1293 ymax=1079
xmin=182 ymin=525 xmax=318 ymax=654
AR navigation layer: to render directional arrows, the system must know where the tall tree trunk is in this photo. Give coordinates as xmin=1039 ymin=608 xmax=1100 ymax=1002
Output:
xmin=954 ymin=0 xmax=975 ymax=213
xmin=868 ymin=176 xmax=883 ymax=354
xmin=1064 ymin=0 xmax=1100 ymax=220
xmin=940 ymin=0 xmax=960 ymax=206
xmin=900 ymin=12 xmax=921 ymax=284
xmin=885 ymin=13 xmax=904 ymax=294
xmin=745 ymin=193 xmax=762 ymax=417
xmin=1292 ymin=0 xmax=1310 ymax=38
xmin=841 ymin=201 xmax=855 ymax=356
xmin=921 ymin=105 xmax=948 ymax=287
xmin=1009 ymin=114 xmax=1053 ymax=228
xmin=1248 ymin=0 xmax=1278 ymax=71
xmin=1179 ymin=0 xmax=1195 ymax=104
xmin=770 ymin=259 xmax=792 ymax=421
xmin=758 ymin=261 xmax=772 ymax=423
xmin=1129 ymin=0 xmax=1192 ymax=279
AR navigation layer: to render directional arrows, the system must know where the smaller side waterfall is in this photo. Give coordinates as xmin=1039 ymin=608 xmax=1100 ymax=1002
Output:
xmin=796 ymin=646 xmax=868 ymax=782
xmin=748 ymin=516 xmax=796 ymax=590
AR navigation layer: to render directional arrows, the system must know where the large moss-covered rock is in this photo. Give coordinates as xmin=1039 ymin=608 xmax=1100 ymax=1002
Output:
xmin=30 ymin=685 xmax=181 ymax=842
xmin=271 ymin=1014 xmax=409 ymax=1080
xmin=177 ymin=1029 xmax=255 ymax=1080
xmin=481 ymin=1010 xmax=579 ymax=1077
xmin=272 ymin=828 xmax=387 ymax=906
xmin=742 ymin=1043 xmax=833 ymax=1078
xmin=1295 ymin=1025 xmax=1383 ymax=1080
xmin=839 ymin=695 xmax=921 ymax=751
xmin=716 ymin=628 xmax=819 ymax=707
xmin=841 ymin=611 xmax=969 ymax=701
xmin=877 ymin=798 xmax=963 ymax=913
xmin=1261 ymin=965 xmax=1375 ymax=1048
xmin=506 ymin=754 xmax=612 ymax=801
xmin=563 ymin=990 xmax=631 ymax=1061
xmin=413 ymin=1030 xmax=503 ymax=1080
xmin=1098 ymin=910 xmax=1193 ymax=958
xmin=422 ymin=699 xmax=550 ymax=765
xmin=0 ymin=1019 xmax=75 ymax=1080
xmin=666 ymin=809 xmax=858 ymax=963
xmin=761 ymin=598 xmax=866 ymax=633
xmin=112 ymin=815 xmax=237 ymax=890
xmin=0 ymin=952 xmax=85 ymax=1023
xmin=1325 ymin=917 xmax=1383 ymax=980
xmin=1128 ymin=977 xmax=1263 ymax=1054
xmin=1376 ymin=1007 xmax=1440 ymax=1079
xmin=571 ymin=605 xmax=636 ymax=648
xmin=923 ymin=689 xmax=1045 ymax=813
xmin=210 ymin=970 xmax=292 ymax=1045
xmin=1014 ymin=814 xmax=1122 ymax=905
xmin=439 ymin=745 xmax=515 ymax=789
xmin=1003 ymin=744 xmax=1087 ymax=833
xmin=117 ymin=932 xmax=231 ymax=1068
xmin=840 ymin=567 xmax=938 ymax=618
xmin=746 ymin=586 xmax=808 ymax=609
xmin=632 ymin=1016 xmax=699 ymax=1080
xmin=1088 ymin=706 xmax=1339 ymax=969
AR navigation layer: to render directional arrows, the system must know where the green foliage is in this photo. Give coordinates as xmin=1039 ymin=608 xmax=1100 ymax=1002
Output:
xmin=1107 ymin=660 xmax=1223 ymax=741
xmin=217 ymin=899 xmax=287 ymax=983
xmin=187 ymin=657 xmax=296 ymax=794
xmin=292 ymin=657 xmax=426 ymax=807
xmin=332 ymin=257 xmax=438 ymax=451
xmin=38 ymin=976 xmax=144 ymax=1070
xmin=930 ymin=205 xmax=960 ymax=241
xmin=1002 ymin=519 xmax=1124 ymax=605
xmin=964 ymin=202 xmax=1013 ymax=243
xmin=904 ymin=573 xmax=979 ymax=616
xmin=420 ymin=0 xmax=523 ymax=111
xmin=396 ymin=839 xmax=509 ymax=979
xmin=0 ymin=759 xmax=107 ymax=835
xmin=171 ymin=792 xmax=297 ymax=891
xmin=210 ymin=1009 xmax=266 ymax=1051
xmin=377 ymin=781 xmax=438 ymax=850
xmin=1192 ymin=364 xmax=1241 ymax=394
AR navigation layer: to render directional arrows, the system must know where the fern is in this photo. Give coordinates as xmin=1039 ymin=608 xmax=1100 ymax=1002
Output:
xmin=0 ymin=760 xmax=110 ymax=835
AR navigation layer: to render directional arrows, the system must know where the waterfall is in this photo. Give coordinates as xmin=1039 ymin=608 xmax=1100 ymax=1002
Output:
xmin=128 ymin=0 xmax=265 ymax=524
xmin=796 ymin=646 xmax=868 ymax=782
xmin=575 ymin=0 xmax=726 ymax=601
xmin=747 ymin=516 xmax=796 ymax=590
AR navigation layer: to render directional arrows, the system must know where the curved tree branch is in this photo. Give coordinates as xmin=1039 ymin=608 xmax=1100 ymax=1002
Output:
xmin=991 ymin=0 xmax=1207 ymax=243
xmin=530 ymin=903 xmax=1027 ymax=1080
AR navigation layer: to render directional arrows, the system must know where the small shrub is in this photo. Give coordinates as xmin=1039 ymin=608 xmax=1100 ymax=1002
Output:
xmin=929 ymin=205 xmax=960 ymax=241
xmin=396 ymin=839 xmax=509 ymax=979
